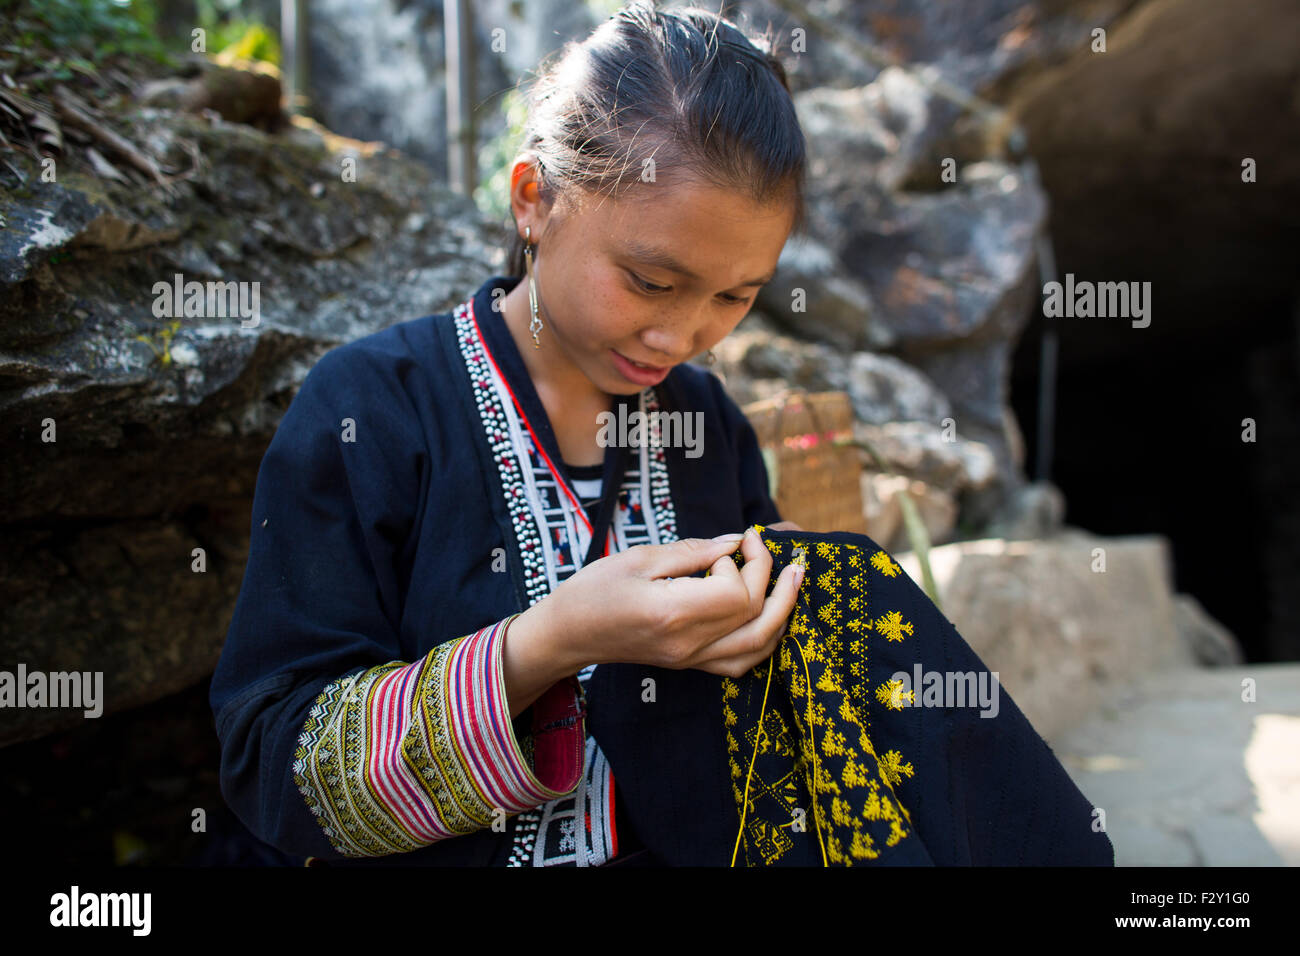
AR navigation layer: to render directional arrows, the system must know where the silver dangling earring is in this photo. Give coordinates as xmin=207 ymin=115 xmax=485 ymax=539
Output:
xmin=524 ymin=226 xmax=543 ymax=349
xmin=704 ymin=349 xmax=717 ymax=366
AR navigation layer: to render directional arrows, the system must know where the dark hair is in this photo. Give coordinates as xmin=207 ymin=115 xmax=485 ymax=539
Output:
xmin=505 ymin=0 xmax=807 ymax=277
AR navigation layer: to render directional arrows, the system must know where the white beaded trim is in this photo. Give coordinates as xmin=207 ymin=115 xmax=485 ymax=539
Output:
xmin=643 ymin=387 xmax=679 ymax=544
xmin=452 ymin=296 xmax=682 ymax=866
xmin=454 ymin=303 xmax=550 ymax=605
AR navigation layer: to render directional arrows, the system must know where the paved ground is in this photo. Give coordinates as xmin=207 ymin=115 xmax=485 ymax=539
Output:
xmin=1049 ymin=664 xmax=1300 ymax=866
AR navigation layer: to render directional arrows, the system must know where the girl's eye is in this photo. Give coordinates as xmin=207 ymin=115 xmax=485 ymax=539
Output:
xmin=628 ymin=270 xmax=748 ymax=305
xmin=629 ymin=272 xmax=670 ymax=294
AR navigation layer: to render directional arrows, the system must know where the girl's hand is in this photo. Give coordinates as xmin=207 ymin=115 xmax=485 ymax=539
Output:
xmin=519 ymin=528 xmax=804 ymax=682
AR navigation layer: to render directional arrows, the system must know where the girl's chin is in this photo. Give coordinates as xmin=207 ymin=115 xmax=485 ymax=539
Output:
xmin=597 ymin=375 xmax=652 ymax=397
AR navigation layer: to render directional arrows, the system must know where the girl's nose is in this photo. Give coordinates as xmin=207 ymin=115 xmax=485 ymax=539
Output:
xmin=638 ymin=328 xmax=695 ymax=366
xmin=639 ymin=311 xmax=705 ymax=364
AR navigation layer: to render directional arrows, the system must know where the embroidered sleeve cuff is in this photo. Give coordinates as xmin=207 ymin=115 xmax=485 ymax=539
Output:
xmin=292 ymin=616 xmax=585 ymax=858
xmin=452 ymin=616 xmax=586 ymax=807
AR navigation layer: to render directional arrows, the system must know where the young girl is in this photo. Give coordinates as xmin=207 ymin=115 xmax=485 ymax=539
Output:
xmin=210 ymin=1 xmax=809 ymax=866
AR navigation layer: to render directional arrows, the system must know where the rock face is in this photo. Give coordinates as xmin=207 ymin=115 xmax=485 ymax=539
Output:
xmin=305 ymin=0 xmax=598 ymax=172
xmin=306 ymin=0 xmax=450 ymax=171
xmin=0 ymin=107 xmax=503 ymax=746
xmin=999 ymin=0 xmax=1300 ymax=662
xmin=710 ymin=56 xmax=1051 ymax=523
xmin=1173 ymin=594 xmax=1245 ymax=668
xmin=1006 ymin=0 xmax=1300 ymax=358
xmin=747 ymin=0 xmax=1137 ymax=97
xmin=713 ymin=0 xmax=1298 ymax=662
xmin=755 ymin=64 xmax=1047 ymax=508
xmin=856 ymin=424 xmax=1001 ymax=551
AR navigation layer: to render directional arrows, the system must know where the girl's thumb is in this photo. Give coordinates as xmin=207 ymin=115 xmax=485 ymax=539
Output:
xmin=648 ymin=534 xmax=744 ymax=578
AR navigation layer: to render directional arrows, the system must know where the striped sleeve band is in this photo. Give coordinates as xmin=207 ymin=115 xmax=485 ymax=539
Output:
xmin=292 ymin=616 xmax=586 ymax=858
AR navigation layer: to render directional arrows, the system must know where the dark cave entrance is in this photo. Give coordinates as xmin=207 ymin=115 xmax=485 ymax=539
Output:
xmin=1008 ymin=259 xmax=1299 ymax=664
xmin=998 ymin=0 xmax=1300 ymax=664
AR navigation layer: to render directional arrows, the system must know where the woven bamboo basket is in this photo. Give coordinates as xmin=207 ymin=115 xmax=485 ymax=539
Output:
xmin=742 ymin=390 xmax=868 ymax=534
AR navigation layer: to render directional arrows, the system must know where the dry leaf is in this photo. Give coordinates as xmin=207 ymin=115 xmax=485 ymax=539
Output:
xmin=28 ymin=107 xmax=62 ymax=154
xmin=85 ymin=146 xmax=129 ymax=182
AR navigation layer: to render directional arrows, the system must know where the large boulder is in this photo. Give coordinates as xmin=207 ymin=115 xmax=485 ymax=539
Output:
xmin=746 ymin=0 xmax=1136 ymax=97
xmin=0 ymin=105 xmax=502 ymax=746
xmin=755 ymin=60 xmax=1048 ymax=508
xmin=894 ymin=530 xmax=1202 ymax=742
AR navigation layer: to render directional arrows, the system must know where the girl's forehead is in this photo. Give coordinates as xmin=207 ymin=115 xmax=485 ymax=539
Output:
xmin=566 ymin=184 xmax=794 ymax=271
xmin=573 ymin=180 xmax=795 ymax=238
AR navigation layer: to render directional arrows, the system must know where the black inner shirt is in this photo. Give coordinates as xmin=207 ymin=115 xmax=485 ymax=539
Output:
xmin=564 ymin=460 xmax=605 ymax=525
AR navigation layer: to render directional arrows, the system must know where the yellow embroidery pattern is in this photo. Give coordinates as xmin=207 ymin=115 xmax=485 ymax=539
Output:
xmin=875 ymin=679 xmax=914 ymax=711
xmin=724 ymin=528 xmax=919 ymax=866
xmin=870 ymin=549 xmax=902 ymax=577
xmin=872 ymin=610 xmax=915 ymax=643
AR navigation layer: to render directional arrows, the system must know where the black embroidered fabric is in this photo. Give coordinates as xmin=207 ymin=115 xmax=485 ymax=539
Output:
xmin=723 ymin=526 xmax=1114 ymax=866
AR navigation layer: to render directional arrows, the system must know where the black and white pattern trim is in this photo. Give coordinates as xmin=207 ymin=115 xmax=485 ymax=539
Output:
xmin=454 ymin=299 xmax=680 ymax=866
xmin=454 ymin=302 xmax=550 ymax=606
xmin=643 ymin=387 xmax=679 ymax=545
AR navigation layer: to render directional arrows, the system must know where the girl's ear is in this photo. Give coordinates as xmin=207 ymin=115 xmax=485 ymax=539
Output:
xmin=509 ymin=155 xmax=535 ymax=194
xmin=511 ymin=156 xmax=546 ymax=210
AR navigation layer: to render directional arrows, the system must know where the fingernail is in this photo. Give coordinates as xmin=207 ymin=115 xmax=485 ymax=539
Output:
xmin=712 ymin=533 xmax=744 ymax=543
xmin=744 ymin=527 xmax=759 ymax=542
xmin=791 ymin=564 xmax=805 ymax=583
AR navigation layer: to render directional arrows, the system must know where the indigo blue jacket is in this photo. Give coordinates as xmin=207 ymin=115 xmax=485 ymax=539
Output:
xmin=210 ymin=275 xmax=780 ymax=865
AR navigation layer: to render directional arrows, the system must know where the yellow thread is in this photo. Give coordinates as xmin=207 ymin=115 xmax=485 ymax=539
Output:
xmin=731 ymin=542 xmax=832 ymax=867
xmin=789 ymin=630 xmax=830 ymax=867
xmin=731 ymin=652 xmax=776 ymax=867
xmin=732 ymin=544 xmax=794 ymax=866
xmin=727 ymin=536 xmax=922 ymax=866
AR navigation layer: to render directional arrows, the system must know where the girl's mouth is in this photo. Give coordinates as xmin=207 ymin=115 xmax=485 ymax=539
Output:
xmin=610 ymin=349 xmax=670 ymax=386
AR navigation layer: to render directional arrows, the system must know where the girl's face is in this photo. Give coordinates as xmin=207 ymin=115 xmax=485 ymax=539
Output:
xmin=514 ymin=169 xmax=797 ymax=397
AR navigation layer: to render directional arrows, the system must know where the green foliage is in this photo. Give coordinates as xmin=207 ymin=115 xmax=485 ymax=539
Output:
xmin=216 ymin=21 xmax=281 ymax=66
xmin=190 ymin=0 xmax=277 ymax=64
xmin=474 ymin=87 xmax=528 ymax=223
xmin=0 ymin=1 xmax=281 ymax=86
xmin=0 ymin=0 xmax=175 ymax=75
xmin=586 ymin=0 xmax=626 ymax=17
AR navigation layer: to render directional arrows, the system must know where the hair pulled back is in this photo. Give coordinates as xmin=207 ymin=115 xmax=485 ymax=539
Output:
xmin=505 ymin=0 xmax=807 ymax=276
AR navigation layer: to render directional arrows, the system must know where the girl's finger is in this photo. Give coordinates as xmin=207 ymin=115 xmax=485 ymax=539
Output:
xmin=684 ymin=559 xmax=804 ymax=669
xmin=735 ymin=527 xmax=775 ymax=613
xmin=659 ymin=549 xmax=760 ymax=637
xmin=707 ymin=547 xmax=742 ymax=580
xmin=630 ymin=535 xmax=744 ymax=580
